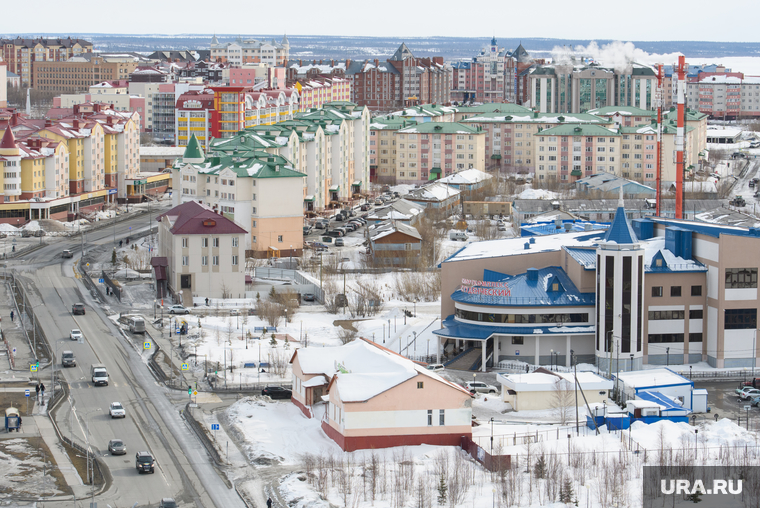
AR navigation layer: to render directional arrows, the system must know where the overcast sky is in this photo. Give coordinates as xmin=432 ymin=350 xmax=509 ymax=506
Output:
xmin=9 ymin=0 xmax=760 ymax=42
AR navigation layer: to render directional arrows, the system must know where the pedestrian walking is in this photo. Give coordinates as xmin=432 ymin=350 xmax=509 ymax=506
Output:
xmin=39 ymin=383 xmax=45 ymax=404
xmin=35 ymin=383 xmax=40 ymax=402
xmin=10 ymin=310 xmax=13 ymax=322
xmin=267 ymin=498 xmax=272 ymax=508
xmin=18 ymin=416 xmax=22 ymax=431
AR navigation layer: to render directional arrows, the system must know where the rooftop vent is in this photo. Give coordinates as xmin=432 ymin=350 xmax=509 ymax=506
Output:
xmin=529 ymin=237 xmax=536 ymax=244
xmin=526 ymin=267 xmax=539 ymax=281
xmin=524 ymin=242 xmax=530 ymax=250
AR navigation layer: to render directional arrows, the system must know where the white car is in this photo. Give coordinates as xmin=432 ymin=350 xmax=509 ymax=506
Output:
xmin=109 ymin=402 xmax=126 ymax=418
xmin=70 ymin=329 xmax=83 ymax=341
xmin=465 ymin=381 xmax=498 ymax=394
xmin=168 ymin=305 xmax=190 ymax=315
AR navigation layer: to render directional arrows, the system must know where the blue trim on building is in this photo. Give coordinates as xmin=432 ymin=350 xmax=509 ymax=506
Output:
xmin=564 ymin=247 xmax=597 ymax=270
xmin=652 ymin=218 xmax=760 ymax=239
xmin=433 ymin=315 xmax=596 ymax=341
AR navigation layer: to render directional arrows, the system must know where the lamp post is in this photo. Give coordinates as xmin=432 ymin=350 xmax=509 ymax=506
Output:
xmin=490 ymin=417 xmax=494 ymax=453
xmin=83 ymin=407 xmax=101 ymax=492
xmin=630 ymin=353 xmax=634 ymax=372
xmin=666 ymin=347 xmax=670 ymax=367
xmin=690 ymin=365 xmax=693 ymax=380
xmin=550 ymin=349 xmax=554 ymax=370
xmin=571 ymin=349 xmax=579 ymax=436
xmin=153 ymin=299 xmax=157 ymax=320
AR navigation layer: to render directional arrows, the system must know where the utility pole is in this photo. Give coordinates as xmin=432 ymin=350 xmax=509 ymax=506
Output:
xmin=572 ymin=349 xmax=579 ymax=436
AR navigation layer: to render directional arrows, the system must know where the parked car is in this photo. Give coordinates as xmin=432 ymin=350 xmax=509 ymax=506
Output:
xmin=427 ymin=364 xmax=445 ymax=372
xmin=360 ymin=204 xmax=371 ymax=211
xmin=374 ymin=198 xmax=384 ymax=205
xmin=302 ymin=293 xmax=315 ymax=302
xmin=740 ymin=388 xmax=760 ymax=400
xmin=325 ymin=230 xmax=343 ymax=238
xmin=497 ymin=224 xmax=507 ymax=231
xmin=262 ymin=386 xmax=292 ymax=399
xmin=334 ymin=238 xmax=345 ymax=247
xmin=108 ymin=439 xmax=127 ymax=455
xmin=70 ymin=329 xmax=83 ymax=341
xmin=135 ymin=451 xmax=155 ymax=474
xmin=343 ymin=223 xmax=357 ymax=232
xmin=335 ymin=214 xmax=345 ymax=221
xmin=750 ymin=395 xmax=760 ymax=407
xmin=465 ymin=381 xmax=498 ymax=394
xmin=168 ymin=305 xmax=190 ymax=315
xmin=314 ymin=221 xmax=326 ymax=229
xmin=736 ymin=384 xmax=758 ymax=395
xmin=303 ymin=226 xmax=313 ymax=235
xmin=109 ymin=402 xmax=126 ymax=418
xmin=321 ymin=236 xmax=334 ymax=243
xmin=72 ymin=303 xmax=86 ymax=315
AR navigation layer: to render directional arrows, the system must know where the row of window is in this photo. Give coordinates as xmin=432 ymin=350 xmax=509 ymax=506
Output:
xmin=648 ymin=333 xmax=703 ymax=343
xmin=181 ymin=237 xmax=239 ymax=248
xmin=651 ymin=285 xmax=702 ymax=297
xmin=455 ymin=309 xmax=589 ymax=324
xmin=725 ymin=268 xmax=757 ymax=289
xmin=181 ymin=255 xmax=239 ymax=266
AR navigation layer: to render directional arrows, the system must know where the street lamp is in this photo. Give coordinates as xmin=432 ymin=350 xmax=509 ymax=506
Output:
xmin=630 ymin=353 xmax=634 ymax=372
xmin=82 ymin=407 xmax=101 ymax=489
xmin=153 ymin=299 xmax=157 ymax=320
xmin=490 ymin=417 xmax=494 ymax=453
xmin=571 ymin=349 xmax=579 ymax=436
xmin=666 ymin=347 xmax=670 ymax=367
xmin=550 ymin=349 xmax=554 ymax=370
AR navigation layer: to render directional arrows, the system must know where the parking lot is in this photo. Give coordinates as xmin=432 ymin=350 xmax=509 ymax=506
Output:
xmin=697 ymin=380 xmax=760 ymax=427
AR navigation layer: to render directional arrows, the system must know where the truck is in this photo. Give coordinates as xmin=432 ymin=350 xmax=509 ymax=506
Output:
xmin=90 ymin=364 xmax=109 ymax=386
xmin=127 ymin=316 xmax=146 ymax=334
xmin=62 ymin=249 xmax=73 ymax=259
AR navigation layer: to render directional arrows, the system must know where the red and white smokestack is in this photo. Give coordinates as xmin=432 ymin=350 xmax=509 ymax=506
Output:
xmin=675 ymin=55 xmax=687 ymax=220
xmin=656 ymin=63 xmax=664 ymax=217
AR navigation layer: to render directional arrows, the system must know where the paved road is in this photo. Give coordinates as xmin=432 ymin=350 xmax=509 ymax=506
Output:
xmin=7 ymin=210 xmax=246 ymax=508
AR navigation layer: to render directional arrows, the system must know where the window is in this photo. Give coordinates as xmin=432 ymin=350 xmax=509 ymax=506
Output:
xmin=201 ymin=256 xmax=208 ymax=266
xmin=689 ymin=333 xmax=703 ymax=342
xmin=213 ymin=237 xmax=219 ymax=248
xmin=725 ymin=309 xmax=757 ymax=329
xmin=512 ymin=336 xmax=524 ymax=345
xmin=691 ymin=285 xmax=702 ymax=296
xmin=202 ymin=238 xmax=208 ymax=248
xmin=181 ymin=238 xmax=188 ymax=248
xmin=439 ymin=410 xmax=445 ymax=426
xmin=670 ymin=286 xmax=681 ymax=297
xmin=427 ymin=410 xmax=433 ymax=426
xmin=182 ymin=256 xmax=189 ymax=266
xmin=648 ymin=310 xmax=685 ymax=320
xmin=277 ymin=235 xmax=283 ymax=242
xmin=232 ymin=238 xmax=239 ymax=248
xmin=417 ymin=381 xmax=424 ymax=389
xmin=689 ymin=309 xmax=703 ymax=319
xmin=725 ymin=268 xmax=758 ymax=288
xmin=232 ymin=255 xmax=238 ymax=265
xmin=652 ymin=286 xmax=663 ymax=297
xmin=648 ymin=333 xmax=684 ymax=343
xmin=212 ymin=256 xmax=219 ymax=266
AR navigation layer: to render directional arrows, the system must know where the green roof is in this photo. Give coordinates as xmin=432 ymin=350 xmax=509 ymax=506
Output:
xmin=183 ymin=134 xmax=204 ymax=161
xmin=587 ymin=106 xmax=656 ymax=117
xmin=197 ymin=150 xmax=305 ymax=179
xmin=397 ymin=122 xmax=480 ymax=135
xmin=620 ymin=123 xmax=695 ymax=135
xmin=456 ymin=103 xmax=532 ymax=115
xmin=538 ymin=124 xmax=618 ymax=137
xmin=461 ymin=111 xmax=607 ymax=125
xmin=664 ymin=108 xmax=708 ymax=122
xmin=369 ymin=117 xmax=411 ymax=131
xmin=391 ymin=104 xmax=457 ymax=117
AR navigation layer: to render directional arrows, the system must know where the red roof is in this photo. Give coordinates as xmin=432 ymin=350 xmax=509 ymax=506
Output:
xmin=157 ymin=201 xmax=248 ymax=236
xmin=0 ymin=127 xmax=16 ymax=149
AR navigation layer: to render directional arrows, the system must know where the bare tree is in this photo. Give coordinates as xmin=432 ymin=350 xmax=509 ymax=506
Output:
xmin=225 ymin=318 xmax=235 ymax=345
xmin=258 ymin=300 xmax=283 ymax=328
xmin=337 ymin=327 xmax=358 ymax=345
xmin=474 ymin=219 xmax=498 ymax=241
xmin=220 ymin=282 xmax=232 ymax=299
xmin=551 ymin=378 xmax=574 ymax=425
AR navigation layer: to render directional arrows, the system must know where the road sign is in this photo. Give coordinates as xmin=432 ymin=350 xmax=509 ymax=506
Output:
xmin=98 ymin=278 xmax=104 ymax=283
xmin=30 ymin=364 xmax=37 ymax=372
xmin=25 ymin=390 xmax=29 ymax=397
xmin=211 ymin=424 xmax=219 ymax=430
xmin=181 ymin=363 xmax=188 ymax=371
xmin=86 ymin=263 xmax=90 ymax=268
xmin=515 ymin=350 xmax=520 ymax=355
xmin=745 ymin=405 xmax=751 ymax=411
xmin=12 ymin=348 xmax=16 ymax=354
xmin=193 ymin=390 xmax=197 ymax=396
xmin=143 ymin=341 xmax=150 ymax=350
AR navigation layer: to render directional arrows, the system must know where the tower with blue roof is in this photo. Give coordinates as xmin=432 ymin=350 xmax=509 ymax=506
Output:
xmin=595 ymin=188 xmax=644 ymax=378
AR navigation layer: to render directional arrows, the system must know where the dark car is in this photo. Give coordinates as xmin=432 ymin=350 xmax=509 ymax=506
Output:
xmin=302 ymin=293 xmax=315 ymax=302
xmin=72 ymin=303 xmax=85 ymax=315
xmin=159 ymin=499 xmax=177 ymax=508
xmin=135 ymin=451 xmax=155 ymax=473
xmin=108 ymin=439 xmax=127 ymax=455
xmin=262 ymin=386 xmax=292 ymax=400
xmin=360 ymin=204 xmax=371 ymax=211
xmin=334 ymin=238 xmax=345 ymax=247
xmin=325 ymin=230 xmax=343 ymax=238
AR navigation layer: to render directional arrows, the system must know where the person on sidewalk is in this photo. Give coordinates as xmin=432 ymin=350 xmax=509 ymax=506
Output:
xmin=39 ymin=383 xmax=45 ymax=404
xmin=35 ymin=383 xmax=40 ymax=402
xmin=18 ymin=416 xmax=22 ymax=432
xmin=267 ymin=498 xmax=272 ymax=508
xmin=10 ymin=310 xmax=13 ymax=322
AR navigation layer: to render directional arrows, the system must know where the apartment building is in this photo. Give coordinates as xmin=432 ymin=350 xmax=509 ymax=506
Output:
xmin=210 ymin=35 xmax=289 ymax=66
xmin=1 ymin=37 xmax=93 ymax=87
xmin=534 ymin=124 xmax=622 ymax=182
xmin=0 ymin=56 xmax=6 ymax=108
xmin=176 ymin=90 xmax=215 ymax=149
xmin=369 ymin=116 xmax=406 ymax=184
xmin=451 ymin=37 xmax=516 ymax=104
xmin=172 ymin=134 xmax=305 ymax=256
xmin=208 ymin=86 xmax=299 ymax=139
xmin=34 ymin=53 xmax=144 ymax=93
xmin=529 ymin=61 xmax=657 ymax=113
xmin=295 ymin=78 xmax=352 ymax=111
xmin=686 ymin=75 xmax=760 ymax=119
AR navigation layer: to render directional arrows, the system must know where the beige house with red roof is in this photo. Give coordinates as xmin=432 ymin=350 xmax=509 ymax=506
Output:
xmin=290 ymin=339 xmax=473 ymax=452
xmin=156 ymin=200 xmax=248 ymax=302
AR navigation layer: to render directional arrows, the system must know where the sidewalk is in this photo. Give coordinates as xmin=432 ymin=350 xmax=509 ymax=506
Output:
xmin=0 ymin=278 xmax=35 ymax=373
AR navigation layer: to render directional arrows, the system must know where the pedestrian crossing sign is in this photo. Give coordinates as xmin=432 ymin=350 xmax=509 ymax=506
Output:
xmin=143 ymin=341 xmax=150 ymax=350
xmin=181 ymin=363 xmax=188 ymax=371
xmin=30 ymin=364 xmax=37 ymax=372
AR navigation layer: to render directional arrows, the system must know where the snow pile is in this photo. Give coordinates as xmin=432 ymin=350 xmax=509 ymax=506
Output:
xmin=94 ymin=210 xmax=117 ymax=220
xmin=22 ymin=221 xmax=41 ymax=231
xmin=64 ymin=219 xmax=90 ymax=228
xmin=0 ymin=224 xmax=17 ymax=233
xmin=518 ymin=188 xmax=558 ymax=200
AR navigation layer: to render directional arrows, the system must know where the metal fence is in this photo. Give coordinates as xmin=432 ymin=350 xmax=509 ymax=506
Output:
xmin=253 ymin=267 xmax=324 ymax=303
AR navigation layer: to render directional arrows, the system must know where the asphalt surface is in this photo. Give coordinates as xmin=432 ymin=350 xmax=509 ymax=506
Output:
xmin=7 ymin=210 xmax=246 ymax=508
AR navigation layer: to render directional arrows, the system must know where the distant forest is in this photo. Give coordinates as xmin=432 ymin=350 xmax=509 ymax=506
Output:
xmin=2 ymin=33 xmax=759 ymax=62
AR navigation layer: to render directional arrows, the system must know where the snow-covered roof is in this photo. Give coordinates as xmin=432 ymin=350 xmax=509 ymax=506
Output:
xmin=406 ymin=181 xmax=460 ymax=202
xmin=616 ymin=368 xmax=692 ymax=389
xmin=293 ymin=339 xmax=470 ymax=402
xmin=444 ymin=230 xmax=604 ymax=263
xmin=498 ymin=371 xmax=613 ymax=392
xmin=437 ymin=168 xmax=492 ymax=186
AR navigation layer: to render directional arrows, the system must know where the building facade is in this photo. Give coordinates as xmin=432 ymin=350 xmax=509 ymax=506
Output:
xmin=210 ymin=35 xmax=289 ymax=66
xmin=450 ymin=37 xmax=516 ymax=104
xmin=34 ymin=53 xmax=142 ymax=93
xmin=1 ymin=37 xmax=93 ymax=87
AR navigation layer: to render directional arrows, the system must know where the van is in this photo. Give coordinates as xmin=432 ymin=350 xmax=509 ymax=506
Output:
xmin=128 ymin=316 xmax=146 ymax=334
xmin=449 ymin=231 xmax=468 ymax=241
xmin=90 ymin=364 xmax=109 ymax=386
xmin=61 ymin=351 xmax=76 ymax=367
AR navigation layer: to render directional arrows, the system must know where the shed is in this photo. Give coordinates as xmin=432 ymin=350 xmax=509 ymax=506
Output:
xmin=615 ymin=368 xmax=696 ymax=410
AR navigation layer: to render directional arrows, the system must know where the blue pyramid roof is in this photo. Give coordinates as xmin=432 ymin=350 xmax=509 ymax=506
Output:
xmin=603 ymin=206 xmax=637 ymax=244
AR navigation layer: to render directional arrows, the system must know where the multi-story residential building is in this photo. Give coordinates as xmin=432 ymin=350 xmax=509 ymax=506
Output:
xmin=392 ymin=122 xmax=486 ymax=185
xmin=34 ymin=53 xmax=145 ymax=93
xmin=295 ymin=77 xmax=352 ymax=111
xmin=1 ymin=37 xmax=93 ymax=87
xmin=177 ymin=60 xmax=226 ymax=83
xmin=369 ymin=116 xmax=406 ymax=184
xmin=210 ymin=35 xmax=289 ymax=66
xmin=175 ymin=90 xmax=215 ymax=149
xmin=0 ymin=56 xmax=6 ymax=108
xmin=686 ymin=75 xmax=760 ymax=119
xmin=156 ymin=200 xmax=247 ymax=303
xmin=450 ymin=37 xmax=516 ymax=104
xmin=391 ymin=104 xmax=458 ymax=123
xmin=152 ymin=82 xmax=194 ymax=143
xmin=172 ymin=134 xmax=305 ymax=256
xmin=0 ymin=128 xmax=23 ymax=204
xmin=528 ymin=61 xmax=657 ymax=113
xmin=51 ymin=81 xmax=147 ymax=130
xmin=208 ymin=86 xmax=300 ymax=139
xmin=128 ymin=66 xmax=171 ymax=134
xmin=533 ymin=124 xmax=622 ymax=183
xmin=460 ymin=109 xmax=612 ymax=174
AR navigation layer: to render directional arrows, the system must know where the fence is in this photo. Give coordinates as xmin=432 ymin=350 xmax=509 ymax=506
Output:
xmin=470 ymin=424 xmax=595 ymax=450
xmin=460 ymin=435 xmax=511 ymax=472
xmin=101 ymin=270 xmax=122 ymax=302
xmin=253 ymin=267 xmax=324 ymax=303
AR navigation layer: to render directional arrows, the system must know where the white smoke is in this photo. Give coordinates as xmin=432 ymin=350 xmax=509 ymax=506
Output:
xmin=550 ymin=41 xmax=683 ymax=72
